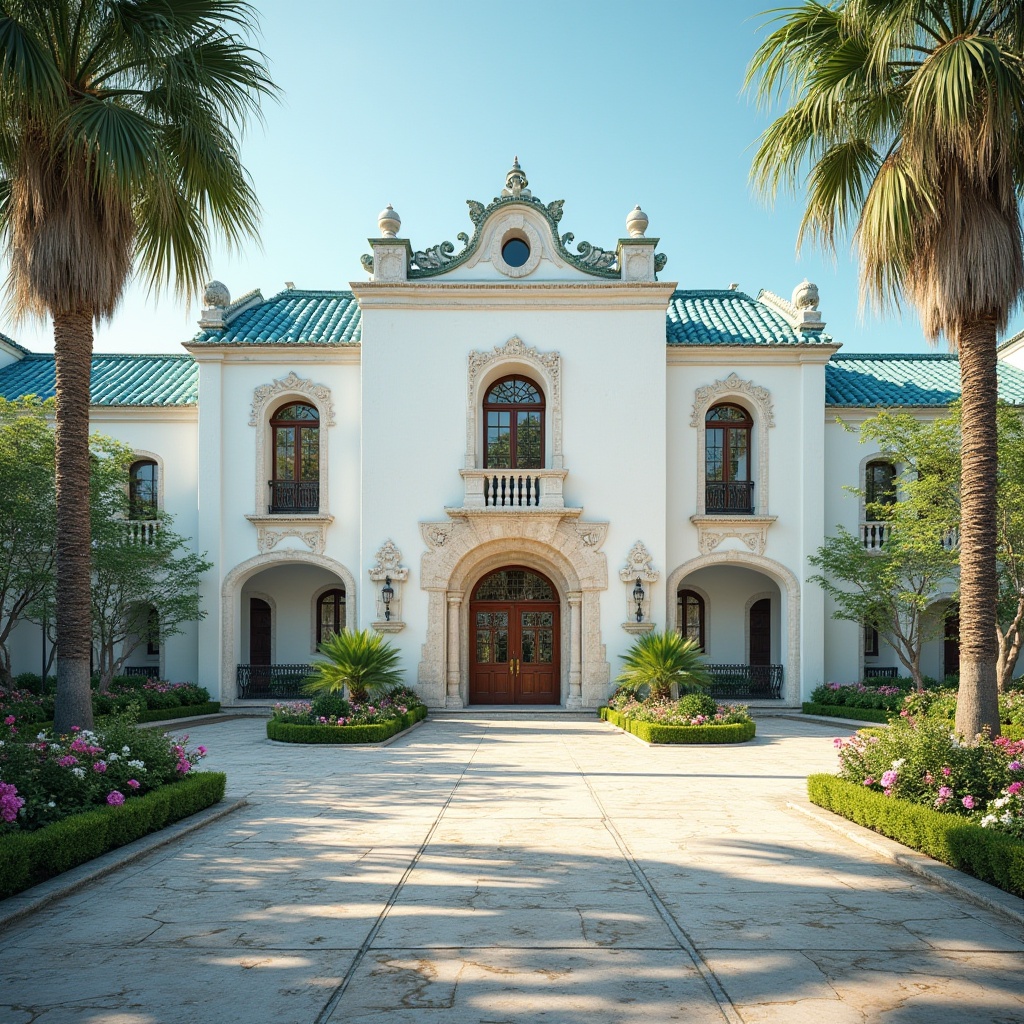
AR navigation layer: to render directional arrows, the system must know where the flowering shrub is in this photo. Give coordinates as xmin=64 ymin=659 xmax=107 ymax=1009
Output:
xmin=0 ymin=678 xmax=212 ymax=723
xmin=832 ymin=716 xmax=1024 ymax=837
xmin=607 ymin=689 xmax=753 ymax=727
xmin=810 ymin=682 xmax=907 ymax=712
xmin=270 ymin=685 xmax=424 ymax=727
xmin=0 ymin=713 xmax=207 ymax=833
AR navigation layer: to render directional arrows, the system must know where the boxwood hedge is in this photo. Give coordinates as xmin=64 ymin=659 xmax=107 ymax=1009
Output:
xmin=600 ymin=706 xmax=756 ymax=744
xmin=802 ymin=702 xmax=891 ymax=724
xmin=808 ymin=773 xmax=1024 ymax=898
xmin=266 ymin=705 xmax=428 ymax=744
xmin=134 ymin=701 xmax=221 ymax=724
xmin=0 ymin=771 xmax=226 ymax=899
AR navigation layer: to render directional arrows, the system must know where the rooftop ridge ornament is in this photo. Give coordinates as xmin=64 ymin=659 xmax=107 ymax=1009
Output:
xmin=502 ymin=155 xmax=531 ymax=198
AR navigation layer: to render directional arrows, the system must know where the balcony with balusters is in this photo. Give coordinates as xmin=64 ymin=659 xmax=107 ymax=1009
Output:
xmin=459 ymin=468 xmax=570 ymax=510
xmin=859 ymin=522 xmax=959 ymax=553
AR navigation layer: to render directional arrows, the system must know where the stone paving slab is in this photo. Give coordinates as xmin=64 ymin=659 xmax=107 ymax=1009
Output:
xmin=2 ymin=715 xmax=1024 ymax=1023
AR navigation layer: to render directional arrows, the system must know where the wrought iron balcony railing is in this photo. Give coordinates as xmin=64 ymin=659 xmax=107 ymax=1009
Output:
xmin=268 ymin=480 xmax=319 ymax=515
xmin=705 ymin=480 xmax=755 ymax=515
xmin=236 ymin=663 xmax=314 ymax=700
xmin=705 ymin=663 xmax=783 ymax=699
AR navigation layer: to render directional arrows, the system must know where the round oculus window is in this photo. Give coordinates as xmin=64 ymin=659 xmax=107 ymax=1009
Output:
xmin=501 ymin=237 xmax=531 ymax=268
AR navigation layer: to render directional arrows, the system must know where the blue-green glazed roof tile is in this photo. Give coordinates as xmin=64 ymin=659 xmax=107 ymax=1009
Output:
xmin=826 ymin=353 xmax=1024 ymax=406
xmin=192 ymin=289 xmax=361 ymax=345
xmin=665 ymin=289 xmax=833 ymax=346
xmin=0 ymin=354 xmax=198 ymax=406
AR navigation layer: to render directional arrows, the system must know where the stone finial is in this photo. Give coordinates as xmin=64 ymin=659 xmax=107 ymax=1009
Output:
xmin=792 ymin=279 xmax=820 ymax=310
xmin=626 ymin=205 xmax=649 ymax=238
xmin=501 ymin=156 xmax=531 ymax=199
xmin=378 ymin=204 xmax=401 ymax=238
xmin=203 ymin=280 xmax=230 ymax=308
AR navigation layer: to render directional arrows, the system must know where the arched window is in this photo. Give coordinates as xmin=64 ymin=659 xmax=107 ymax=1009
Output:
xmin=129 ymin=460 xmax=158 ymax=519
xmin=270 ymin=402 xmax=319 ymax=513
xmin=677 ymin=589 xmax=705 ymax=651
xmin=865 ymin=460 xmax=896 ymax=520
xmin=705 ymin=404 xmax=753 ymax=514
xmin=316 ymin=588 xmax=346 ymax=646
xmin=483 ymin=376 xmax=544 ymax=469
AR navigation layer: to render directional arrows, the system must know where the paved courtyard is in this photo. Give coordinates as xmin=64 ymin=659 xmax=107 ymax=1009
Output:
xmin=3 ymin=715 xmax=1024 ymax=1023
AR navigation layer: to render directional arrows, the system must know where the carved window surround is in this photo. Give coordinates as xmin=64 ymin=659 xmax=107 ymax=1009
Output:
xmin=244 ymin=514 xmax=334 ymax=556
xmin=466 ymin=336 xmax=563 ymax=470
xmin=691 ymin=373 xmax=774 ymax=517
xmin=690 ymin=515 xmax=777 ymax=556
xmin=250 ymin=372 xmax=336 ymax=517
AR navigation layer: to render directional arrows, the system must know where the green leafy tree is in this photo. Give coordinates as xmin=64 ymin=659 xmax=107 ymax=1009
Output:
xmin=88 ymin=459 xmax=213 ymax=691
xmin=747 ymin=1 xmax=1024 ymax=737
xmin=0 ymin=1 xmax=276 ymax=731
xmin=0 ymin=397 xmax=56 ymax=684
xmin=304 ymin=630 xmax=404 ymax=704
xmin=616 ymin=631 xmax=710 ymax=702
xmin=859 ymin=404 xmax=1024 ymax=692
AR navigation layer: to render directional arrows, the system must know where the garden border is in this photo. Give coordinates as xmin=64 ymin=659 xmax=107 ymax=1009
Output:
xmin=0 ymin=771 xmax=227 ymax=900
xmin=600 ymin=707 xmax=756 ymax=744
xmin=266 ymin=705 xmax=428 ymax=744
xmin=807 ymin=773 xmax=1024 ymax=898
xmin=802 ymin=702 xmax=891 ymax=724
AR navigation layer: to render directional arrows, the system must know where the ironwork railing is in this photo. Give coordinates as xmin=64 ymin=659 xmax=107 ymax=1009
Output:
xmin=122 ymin=666 xmax=155 ymax=678
xmin=705 ymin=481 xmax=755 ymax=515
xmin=268 ymin=480 xmax=319 ymax=514
xmin=705 ymin=663 xmax=783 ymax=699
xmin=236 ymin=663 xmax=314 ymax=699
xmin=864 ymin=666 xmax=899 ymax=680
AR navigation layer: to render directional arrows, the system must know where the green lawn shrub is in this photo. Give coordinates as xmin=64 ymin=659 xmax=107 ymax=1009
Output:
xmin=802 ymin=702 xmax=892 ymax=724
xmin=808 ymin=773 xmax=1024 ymax=898
xmin=0 ymin=772 xmax=226 ymax=899
xmin=600 ymin=706 xmax=756 ymax=744
xmin=266 ymin=704 xmax=427 ymax=744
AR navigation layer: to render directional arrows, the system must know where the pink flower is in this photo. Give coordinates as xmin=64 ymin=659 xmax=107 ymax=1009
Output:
xmin=127 ymin=779 xmax=140 ymax=789
xmin=58 ymin=755 xmax=78 ymax=767
xmin=0 ymin=781 xmax=24 ymax=823
xmin=106 ymin=791 xmax=125 ymax=806
xmin=1007 ymin=782 xmax=1022 ymax=796
xmin=938 ymin=786 xmax=953 ymax=800
xmin=3 ymin=715 xmax=14 ymax=725
xmin=833 ymin=738 xmax=844 ymax=748
xmin=880 ymin=769 xmax=899 ymax=788
xmin=71 ymin=726 xmax=80 ymax=732
xmin=92 ymin=761 xmax=107 ymax=774
xmin=923 ymin=772 xmax=934 ymax=785
xmin=196 ymin=746 xmax=207 ymax=756
xmin=941 ymin=766 xmax=951 ymax=777
xmin=962 ymin=795 xmax=975 ymax=810
xmin=1009 ymin=761 xmax=1022 ymax=772
xmin=863 ymin=777 xmax=875 ymax=786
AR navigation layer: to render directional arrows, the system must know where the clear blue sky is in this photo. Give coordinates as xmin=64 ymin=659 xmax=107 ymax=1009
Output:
xmin=8 ymin=0 xmax=1022 ymax=354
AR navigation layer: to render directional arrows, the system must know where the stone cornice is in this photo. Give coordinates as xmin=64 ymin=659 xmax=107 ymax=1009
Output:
xmin=86 ymin=405 xmax=198 ymax=421
xmin=667 ymin=343 xmax=841 ymax=366
xmin=183 ymin=345 xmax=360 ymax=363
xmin=350 ymin=280 xmax=678 ymax=311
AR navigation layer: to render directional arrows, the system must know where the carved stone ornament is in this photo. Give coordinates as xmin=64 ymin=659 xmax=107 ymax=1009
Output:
xmin=619 ymin=540 xmax=659 ymax=583
xmin=692 ymin=517 xmax=776 ymax=556
xmin=690 ymin=373 xmax=775 ymax=429
xmin=257 ymin=526 xmax=325 ymax=556
xmin=576 ymin=522 xmax=608 ymax=549
xmin=368 ymin=539 xmax=409 ymax=583
xmin=249 ymin=372 xmax=336 ymax=427
xmin=422 ymin=523 xmax=454 ymax=550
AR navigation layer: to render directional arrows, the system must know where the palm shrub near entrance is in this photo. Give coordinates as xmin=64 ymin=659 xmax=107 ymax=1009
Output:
xmin=614 ymin=631 xmax=711 ymax=702
xmin=0 ymin=1 xmax=276 ymax=733
xmin=304 ymin=630 xmax=404 ymax=703
xmin=747 ymin=1 xmax=1024 ymax=739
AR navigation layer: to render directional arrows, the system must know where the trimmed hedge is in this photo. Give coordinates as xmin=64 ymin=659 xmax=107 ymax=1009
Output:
xmin=0 ymin=771 xmax=226 ymax=899
xmin=808 ymin=773 xmax=1024 ymax=898
xmin=600 ymin=706 xmax=756 ymax=744
xmin=134 ymin=701 xmax=221 ymax=724
xmin=802 ymin=702 xmax=891 ymax=724
xmin=266 ymin=704 xmax=428 ymax=744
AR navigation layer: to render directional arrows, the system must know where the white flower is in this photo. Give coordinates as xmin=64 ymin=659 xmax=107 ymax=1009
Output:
xmin=1002 ymin=812 xmax=1015 ymax=825
xmin=46 ymin=801 xmax=55 ymax=808
xmin=107 ymin=752 xmax=119 ymax=762
xmin=121 ymin=746 xmax=131 ymax=755
xmin=71 ymin=767 xmax=85 ymax=779
xmin=128 ymin=760 xmax=145 ymax=770
xmin=37 ymin=732 xmax=46 ymax=741
xmin=981 ymin=815 xmax=997 ymax=827
xmin=892 ymin=758 xmax=906 ymax=769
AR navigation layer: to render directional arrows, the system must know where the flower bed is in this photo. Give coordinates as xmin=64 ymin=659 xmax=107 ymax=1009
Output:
xmin=802 ymin=702 xmax=892 ymax=724
xmin=808 ymin=774 xmax=1024 ymax=897
xmin=0 ymin=713 xmax=221 ymax=897
xmin=267 ymin=688 xmax=427 ymax=744
xmin=600 ymin=706 xmax=756 ymax=744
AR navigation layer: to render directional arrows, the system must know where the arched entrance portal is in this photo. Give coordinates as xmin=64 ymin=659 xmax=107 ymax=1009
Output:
xmin=469 ymin=566 xmax=560 ymax=704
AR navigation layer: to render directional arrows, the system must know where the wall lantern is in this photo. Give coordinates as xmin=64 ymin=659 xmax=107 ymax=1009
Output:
xmin=369 ymin=541 xmax=408 ymax=633
xmin=382 ymin=576 xmax=394 ymax=621
xmin=633 ymin=577 xmax=645 ymax=623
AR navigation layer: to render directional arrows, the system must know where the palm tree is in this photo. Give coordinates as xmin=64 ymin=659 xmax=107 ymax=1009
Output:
xmin=0 ymin=1 xmax=275 ymax=732
xmin=747 ymin=0 xmax=1024 ymax=738
xmin=304 ymin=630 xmax=404 ymax=704
xmin=616 ymin=631 xmax=710 ymax=702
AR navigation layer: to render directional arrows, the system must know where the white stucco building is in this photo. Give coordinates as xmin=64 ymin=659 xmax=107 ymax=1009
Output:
xmin=5 ymin=161 xmax=1024 ymax=708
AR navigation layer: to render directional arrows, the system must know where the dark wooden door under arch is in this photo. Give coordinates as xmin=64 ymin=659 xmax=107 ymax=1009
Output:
xmin=469 ymin=567 xmax=560 ymax=705
xmin=749 ymin=598 xmax=771 ymax=667
xmin=249 ymin=598 xmax=271 ymax=666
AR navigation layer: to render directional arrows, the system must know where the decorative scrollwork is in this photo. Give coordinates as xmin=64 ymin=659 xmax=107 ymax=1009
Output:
xmin=654 ymin=253 xmax=668 ymax=273
xmin=467 ymin=199 xmax=486 ymax=225
xmin=360 ymin=253 xmax=374 ymax=274
xmin=546 ymin=199 xmax=564 ymax=223
xmin=573 ymin=240 xmax=617 ymax=271
xmin=412 ymin=240 xmax=456 ymax=270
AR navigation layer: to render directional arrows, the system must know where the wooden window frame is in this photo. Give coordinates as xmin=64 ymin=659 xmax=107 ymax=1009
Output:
xmin=865 ymin=460 xmax=897 ymax=521
xmin=863 ymin=624 xmax=879 ymax=657
xmin=270 ymin=401 xmax=320 ymax=513
xmin=129 ymin=459 xmax=159 ymax=520
xmin=482 ymin=374 xmax=545 ymax=470
xmin=316 ymin=588 xmax=346 ymax=646
xmin=677 ymin=589 xmax=706 ymax=652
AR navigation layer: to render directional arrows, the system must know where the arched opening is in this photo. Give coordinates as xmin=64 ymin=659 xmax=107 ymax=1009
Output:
xmin=129 ymin=459 xmax=159 ymax=520
xmin=705 ymin=403 xmax=753 ymax=514
xmin=677 ymin=588 xmax=706 ymax=651
xmin=269 ymin=401 xmax=320 ymax=513
xmin=865 ymin=459 xmax=897 ymax=520
xmin=483 ymin=376 xmax=545 ymax=469
xmin=469 ymin=566 xmax=560 ymax=705
xmin=316 ymin=587 xmax=346 ymax=646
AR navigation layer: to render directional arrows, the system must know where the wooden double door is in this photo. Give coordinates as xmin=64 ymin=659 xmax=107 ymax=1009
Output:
xmin=469 ymin=567 xmax=560 ymax=705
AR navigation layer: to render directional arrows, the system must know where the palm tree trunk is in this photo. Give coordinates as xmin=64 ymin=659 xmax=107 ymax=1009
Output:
xmin=52 ymin=309 xmax=95 ymax=733
xmin=954 ymin=319 xmax=1001 ymax=738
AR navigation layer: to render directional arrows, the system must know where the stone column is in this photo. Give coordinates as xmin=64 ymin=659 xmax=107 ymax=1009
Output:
xmin=567 ymin=592 xmax=583 ymax=709
xmin=446 ymin=593 xmax=464 ymax=708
